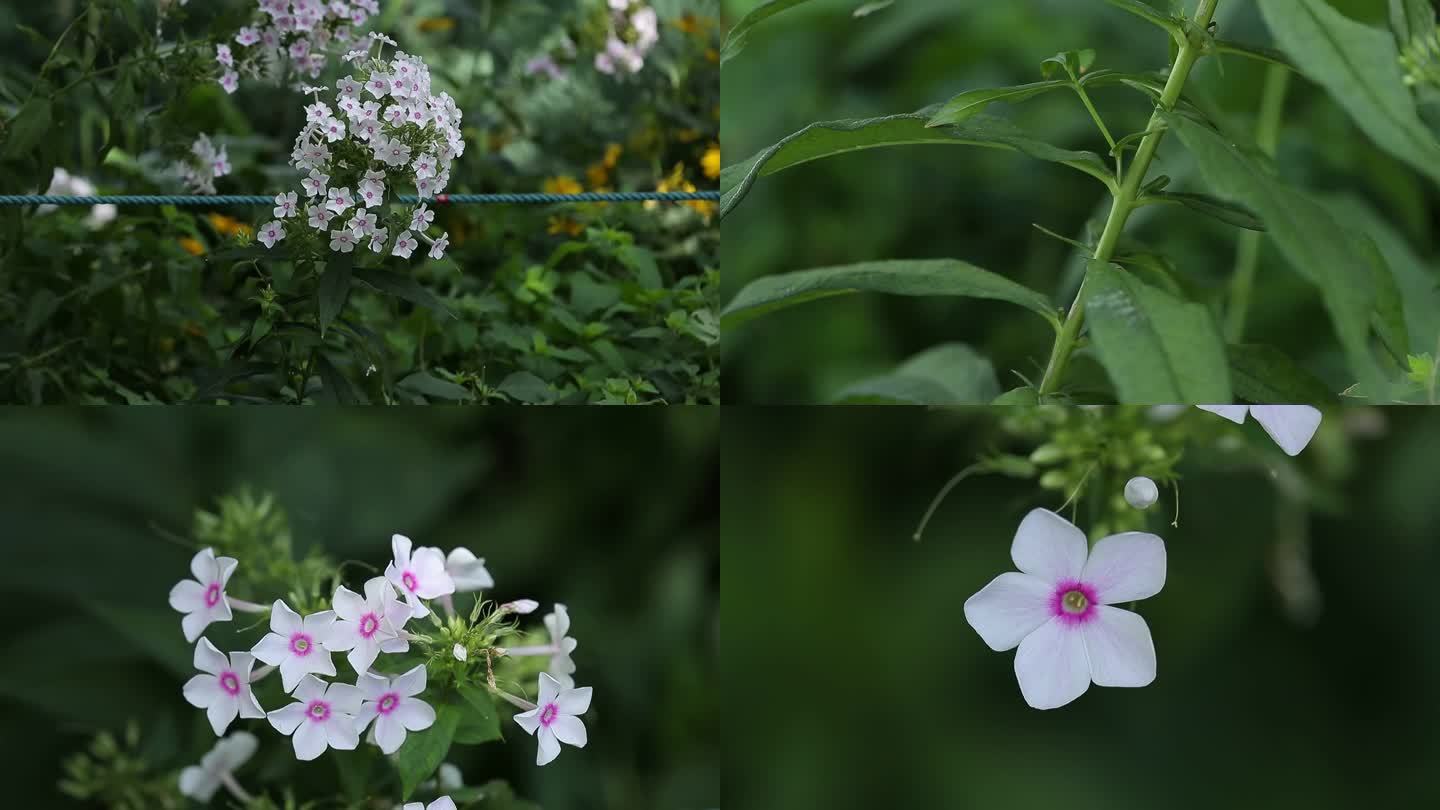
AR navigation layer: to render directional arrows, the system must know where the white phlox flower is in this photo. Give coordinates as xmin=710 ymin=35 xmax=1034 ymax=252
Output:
xmin=510 ymin=604 xmax=578 ymax=687
xmin=39 ymin=168 xmax=116 ymax=229
xmin=402 ymin=798 xmax=457 ymax=810
xmin=250 ymin=600 xmax=338 ymax=691
xmin=169 ymin=547 xmax=238 ymax=642
xmin=178 ymin=731 xmax=257 ymax=802
xmin=355 ymin=664 xmax=436 ymax=754
xmin=385 ymin=534 xmax=456 ymax=618
xmin=175 ymin=134 xmax=231 ymax=195
xmin=323 ymin=577 xmax=411 ymax=675
xmin=392 ymin=230 xmax=418 ymax=258
xmin=258 ymin=220 xmax=286 ymax=249
xmin=183 ymin=638 xmax=266 ymax=735
xmin=514 ymin=672 xmax=591 ymax=766
xmin=267 ymin=675 xmax=362 ymax=761
xmin=444 ymin=547 xmax=494 ymax=592
xmin=964 ymin=509 xmax=1166 ymax=710
xmin=1196 ymin=405 xmax=1322 ymax=457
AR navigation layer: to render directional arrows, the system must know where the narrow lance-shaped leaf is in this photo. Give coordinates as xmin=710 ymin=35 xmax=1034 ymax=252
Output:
xmin=1143 ymin=191 xmax=1266 ymax=231
xmin=1209 ymin=40 xmax=1301 ymax=72
xmin=831 ymin=343 xmax=1001 ymax=405
xmin=1083 ymin=261 xmax=1233 ymax=403
xmin=1101 ymin=0 xmax=1184 ymax=40
xmin=721 ymin=111 xmax=1112 ymax=219
xmin=721 ymin=259 xmax=1060 ymax=331
xmin=721 ymin=0 xmax=816 ymax=65
xmin=1227 ymin=344 xmax=1339 ymax=405
xmin=1258 ymin=0 xmax=1440 ymax=187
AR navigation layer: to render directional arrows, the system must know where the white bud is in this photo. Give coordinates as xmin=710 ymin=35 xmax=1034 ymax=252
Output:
xmin=502 ymin=599 xmax=539 ymax=615
xmin=1124 ymin=476 xmax=1159 ymax=510
xmin=452 ymin=643 xmax=467 ymax=662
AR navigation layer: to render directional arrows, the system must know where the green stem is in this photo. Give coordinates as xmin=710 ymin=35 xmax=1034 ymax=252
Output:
xmin=1074 ymin=84 xmax=1117 ymax=150
xmin=1224 ymin=64 xmax=1290 ymax=342
xmin=1037 ymin=0 xmax=1220 ymax=398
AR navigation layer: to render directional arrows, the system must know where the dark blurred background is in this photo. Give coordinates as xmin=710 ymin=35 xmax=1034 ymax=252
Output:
xmin=724 ymin=406 xmax=1440 ymax=807
xmin=721 ymin=0 xmax=1440 ymax=401
xmin=0 ymin=408 xmax=718 ymax=809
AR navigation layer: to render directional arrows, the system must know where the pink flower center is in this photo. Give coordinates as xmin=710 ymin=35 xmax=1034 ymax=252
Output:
xmin=402 ymin=571 xmax=418 ymax=592
xmin=359 ymin=613 xmax=379 ymax=638
xmin=378 ymin=693 xmax=399 ymax=714
xmin=204 ymin=583 xmax=222 ymax=607
xmin=306 ymin=699 xmax=331 ymax=721
xmin=290 ymin=632 xmax=314 ymax=656
xmin=1050 ymin=580 xmax=1098 ymax=626
xmin=539 ymin=703 xmax=559 ymax=727
xmin=219 ymin=671 xmax=241 ymax=695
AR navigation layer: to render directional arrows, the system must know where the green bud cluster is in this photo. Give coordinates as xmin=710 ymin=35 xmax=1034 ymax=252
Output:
xmin=192 ymin=488 xmax=334 ymax=613
xmin=1400 ymin=26 xmax=1440 ymax=90
xmin=58 ymin=723 xmax=183 ymax=810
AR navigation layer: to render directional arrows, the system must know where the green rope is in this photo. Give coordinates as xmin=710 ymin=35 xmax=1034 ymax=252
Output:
xmin=0 ymin=191 xmax=719 ymax=206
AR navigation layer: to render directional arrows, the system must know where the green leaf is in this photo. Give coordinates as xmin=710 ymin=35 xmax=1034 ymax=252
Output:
xmin=1258 ymin=0 xmax=1440 ymax=187
xmin=316 ymin=353 xmax=368 ymax=405
xmin=1168 ymin=113 xmax=1397 ymax=392
xmin=495 ymin=371 xmax=553 ymax=403
xmin=1390 ymin=0 xmax=1437 ymax=46
xmin=3 ymin=97 xmax=53 ymax=159
xmin=1041 ymin=50 xmax=1096 ymax=81
xmin=454 ymin=684 xmax=503 ymax=745
xmin=1147 ymin=191 xmax=1266 ymax=231
xmin=393 ymin=700 xmax=460 ymax=800
xmin=1102 ymin=0 xmax=1184 ymax=39
xmin=721 ymin=0 xmax=815 ymax=65
xmin=317 ymin=253 xmax=354 ymax=336
xmin=352 ymin=267 xmax=453 ymax=317
xmin=1210 ymin=40 xmax=1301 ymax=72
xmin=720 ymin=259 xmax=1060 ymax=331
xmin=1083 ymin=261 xmax=1232 ymax=403
xmin=1227 ymin=344 xmax=1339 ymax=405
xmin=831 ymin=343 xmax=1000 ymax=404
xmin=721 ymin=111 xmax=1112 ymax=218
xmin=993 ymin=387 xmax=1039 ymax=405
xmin=398 ymin=371 xmax=474 ymax=401
xmin=926 ymin=80 xmax=1069 ymax=126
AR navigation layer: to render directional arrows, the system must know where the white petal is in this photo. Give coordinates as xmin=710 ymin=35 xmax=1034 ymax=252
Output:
xmin=181 ymin=611 xmax=211 ymax=643
xmin=183 ymin=674 xmax=221 ymax=708
xmin=190 ymin=548 xmax=219 ymax=584
xmin=332 ymin=586 xmax=366 ymax=621
xmin=326 ymin=715 xmax=360 ymax=750
xmin=178 ymin=765 xmax=219 ymax=801
xmin=269 ymin=703 xmax=308 ymax=735
xmin=301 ymin=649 xmax=337 ymax=681
xmin=279 ymin=657 xmax=309 ymax=692
xmin=293 ymin=674 xmax=328 ymax=702
xmin=1010 ymin=509 xmax=1088 ymax=583
xmin=374 ymin=714 xmax=406 ymax=753
xmin=324 ymin=621 xmax=360 ymax=652
xmin=193 ymin=638 xmax=229 ymax=675
xmin=206 ymin=699 xmax=239 ymax=736
xmin=303 ymin=610 xmax=337 ymax=636
xmin=270 ymin=600 xmax=303 ymax=635
xmin=217 ymin=731 xmax=258 ymax=769
xmin=392 ymin=533 xmax=413 ymax=567
xmin=428 ymin=798 xmax=458 ymax=810
xmin=326 ymin=682 xmax=363 ymax=714
xmin=446 ymin=547 xmax=494 ymax=591
xmin=396 ymin=698 xmax=435 ymax=731
xmin=1013 ymin=618 xmax=1091 ymax=710
xmin=1197 ymin=405 xmax=1248 ymax=424
xmin=216 ymin=556 xmax=239 ymax=587
xmin=1082 ymin=532 xmax=1166 ymax=604
xmin=549 ymin=714 xmax=587 ymax=748
xmin=1250 ymin=405 xmax=1322 ymax=456
xmin=962 ymin=572 xmax=1054 ymax=652
xmin=357 ymin=672 xmax=391 ymax=700
xmin=293 ymin=720 xmax=329 ymax=760
xmin=535 ymin=728 xmax=561 ymax=766
xmin=169 ymin=580 xmax=206 ymax=613
xmin=1082 ymin=606 xmax=1157 ymax=687
xmin=544 ymin=604 xmax=570 ymax=641
xmin=537 ymin=672 xmax=561 ymax=707
xmin=346 ymin=640 xmax=379 ymax=675
xmin=555 ymin=685 xmax=592 ymax=716
xmin=514 ymin=707 xmax=541 ymax=735
xmin=412 ymin=548 xmax=455 ymax=598
xmin=251 ymin=633 xmax=290 ymax=666
xmin=355 ymin=702 xmax=379 ymax=732
xmin=363 ymin=575 xmax=395 ymax=605
xmin=240 ymin=688 xmax=267 ymax=719
xmin=394 ymin=664 xmax=427 ymax=697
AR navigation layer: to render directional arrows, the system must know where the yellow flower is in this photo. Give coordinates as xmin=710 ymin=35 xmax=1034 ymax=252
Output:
xmin=543 ymin=175 xmax=583 ymax=195
xmin=418 ymin=17 xmax=456 ymax=32
xmin=603 ymin=142 xmax=623 ymax=169
xmin=586 ymin=162 xmax=610 ymax=190
xmin=178 ymin=237 xmax=206 ymax=256
xmin=206 ymin=213 xmax=251 ymax=238
xmin=701 ymin=143 xmax=720 ymax=180
xmin=548 ymin=216 xmax=583 ymax=237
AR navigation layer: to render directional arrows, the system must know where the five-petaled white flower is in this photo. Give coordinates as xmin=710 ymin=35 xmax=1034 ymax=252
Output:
xmin=964 ymin=509 xmax=1166 ymax=710
xmin=258 ymin=220 xmax=286 ymax=249
xmin=514 ymin=672 xmax=591 ymax=766
xmin=273 ymin=192 xmax=298 ymax=218
xmin=324 ymin=577 xmax=410 ymax=675
xmin=320 ymin=116 xmax=347 ymax=143
xmin=169 ymin=547 xmax=238 ymax=642
xmin=329 ymin=229 xmax=357 ymax=253
xmin=368 ymin=227 xmax=389 ymax=253
xmin=301 ymin=170 xmax=329 ymax=198
xmin=178 ymin=732 xmax=257 ymax=801
xmin=413 ymin=153 xmax=438 ymax=180
xmin=220 ymin=71 xmax=239 ymax=94
xmin=392 ymin=230 xmax=417 ymax=258
xmin=1196 ymin=405 xmax=1322 ymax=457
xmin=385 ymin=534 xmax=456 ymax=618
xmin=541 ymin=604 xmax=579 ymax=687
xmin=365 ymin=72 xmax=392 ymax=98
xmin=445 ymin=547 xmax=494 ymax=592
xmin=410 ymin=204 xmax=434 ymax=232
xmin=307 ymin=205 xmax=333 ymax=231
xmin=251 ymin=600 xmax=338 ymax=692
xmin=183 ymin=638 xmax=266 ymax=735
xmin=348 ymin=210 xmax=378 ymax=237
xmin=402 ymin=798 xmax=457 ymax=810
xmin=428 ymin=233 xmax=449 ymax=260
xmin=267 ymin=675 xmax=362 ymax=761
xmin=326 ymin=186 xmax=354 ymax=215
xmin=356 ymin=664 xmax=436 ymax=754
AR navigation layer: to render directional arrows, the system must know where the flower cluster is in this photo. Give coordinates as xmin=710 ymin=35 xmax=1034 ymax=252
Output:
xmin=258 ymin=35 xmax=461 ymax=261
xmin=596 ymin=1 xmax=660 ymax=76
xmin=39 ymin=168 xmax=116 ymax=229
xmin=216 ymin=0 xmax=379 ymax=95
xmin=169 ymin=528 xmax=591 ymax=780
xmin=175 ymin=134 xmax=232 ymax=195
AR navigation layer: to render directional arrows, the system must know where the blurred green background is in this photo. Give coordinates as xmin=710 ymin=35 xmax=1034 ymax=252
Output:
xmin=720 ymin=0 xmax=1440 ymax=402
xmin=724 ymin=406 xmax=1440 ymax=807
xmin=0 ymin=408 xmax=717 ymax=809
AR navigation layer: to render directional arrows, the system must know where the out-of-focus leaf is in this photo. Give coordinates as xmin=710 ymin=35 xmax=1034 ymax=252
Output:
xmin=831 ymin=343 xmax=1001 ymax=404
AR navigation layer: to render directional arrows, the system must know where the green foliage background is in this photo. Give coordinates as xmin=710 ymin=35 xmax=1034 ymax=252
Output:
xmin=721 ymin=0 xmax=1440 ymax=403
xmin=724 ymin=405 xmax=1440 ymax=807
xmin=0 ymin=408 xmax=718 ymax=808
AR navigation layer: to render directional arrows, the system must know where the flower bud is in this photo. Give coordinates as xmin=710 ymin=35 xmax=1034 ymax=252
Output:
xmin=1039 ymin=470 xmax=1069 ymax=490
xmin=501 ymin=599 xmax=539 ymax=615
xmin=1029 ymin=444 xmax=1065 ymax=464
xmin=1124 ymin=476 xmax=1159 ymax=510
xmin=453 ymin=643 xmax=468 ymax=662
